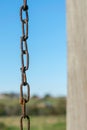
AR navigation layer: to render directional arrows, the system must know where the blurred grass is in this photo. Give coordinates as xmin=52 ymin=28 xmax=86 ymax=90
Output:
xmin=0 ymin=116 xmax=66 ymax=130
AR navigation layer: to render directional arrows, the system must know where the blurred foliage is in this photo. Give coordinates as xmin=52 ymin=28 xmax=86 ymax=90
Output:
xmin=0 ymin=93 xmax=66 ymax=116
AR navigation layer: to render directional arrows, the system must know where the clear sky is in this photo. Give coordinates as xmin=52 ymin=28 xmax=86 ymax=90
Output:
xmin=0 ymin=0 xmax=67 ymax=97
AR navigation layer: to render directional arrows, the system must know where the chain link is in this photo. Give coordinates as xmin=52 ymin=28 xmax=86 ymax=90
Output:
xmin=20 ymin=0 xmax=30 ymax=130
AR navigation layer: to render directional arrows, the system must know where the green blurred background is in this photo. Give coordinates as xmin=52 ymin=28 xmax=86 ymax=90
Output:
xmin=0 ymin=93 xmax=66 ymax=130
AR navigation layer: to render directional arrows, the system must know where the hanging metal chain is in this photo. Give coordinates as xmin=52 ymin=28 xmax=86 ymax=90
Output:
xmin=20 ymin=0 xmax=30 ymax=130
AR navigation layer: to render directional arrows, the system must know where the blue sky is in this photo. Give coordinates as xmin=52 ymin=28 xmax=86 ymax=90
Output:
xmin=0 ymin=0 xmax=67 ymax=97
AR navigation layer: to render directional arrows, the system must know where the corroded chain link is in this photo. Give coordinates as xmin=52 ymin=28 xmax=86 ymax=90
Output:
xmin=20 ymin=0 xmax=30 ymax=130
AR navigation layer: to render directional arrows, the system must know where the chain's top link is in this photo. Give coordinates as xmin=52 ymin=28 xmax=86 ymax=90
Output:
xmin=20 ymin=2 xmax=28 ymax=41
xmin=20 ymin=0 xmax=30 ymax=130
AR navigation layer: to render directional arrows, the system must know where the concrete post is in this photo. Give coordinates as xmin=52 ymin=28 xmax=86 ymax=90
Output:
xmin=67 ymin=0 xmax=87 ymax=130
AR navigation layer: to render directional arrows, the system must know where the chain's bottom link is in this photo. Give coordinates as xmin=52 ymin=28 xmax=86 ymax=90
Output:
xmin=20 ymin=115 xmax=30 ymax=130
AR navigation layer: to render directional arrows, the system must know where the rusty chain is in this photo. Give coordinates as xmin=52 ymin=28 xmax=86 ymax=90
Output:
xmin=20 ymin=0 xmax=30 ymax=130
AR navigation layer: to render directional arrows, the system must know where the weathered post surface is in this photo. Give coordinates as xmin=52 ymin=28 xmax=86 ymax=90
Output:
xmin=67 ymin=0 xmax=87 ymax=130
